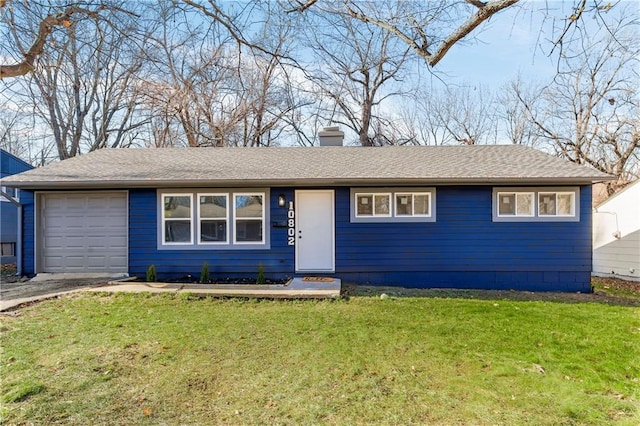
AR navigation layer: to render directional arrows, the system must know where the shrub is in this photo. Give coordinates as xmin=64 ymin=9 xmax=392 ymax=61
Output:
xmin=146 ymin=264 xmax=157 ymax=282
xmin=256 ymin=263 xmax=266 ymax=285
xmin=200 ymin=262 xmax=210 ymax=284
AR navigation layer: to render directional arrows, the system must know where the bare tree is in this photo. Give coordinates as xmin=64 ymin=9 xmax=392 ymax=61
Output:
xmin=512 ymin=7 xmax=640 ymax=194
xmin=140 ymin=2 xmax=308 ymax=148
xmin=286 ymin=0 xmax=519 ymax=67
xmin=0 ymin=1 xmax=136 ymax=79
xmin=299 ymin=7 xmax=413 ymax=146
xmin=496 ymin=78 xmax=540 ymax=146
xmin=3 ymin=1 xmax=149 ymax=160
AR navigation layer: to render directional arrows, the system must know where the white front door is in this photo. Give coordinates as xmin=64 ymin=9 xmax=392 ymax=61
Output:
xmin=295 ymin=190 xmax=335 ymax=272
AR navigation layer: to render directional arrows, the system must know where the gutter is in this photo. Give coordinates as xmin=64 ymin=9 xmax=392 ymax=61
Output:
xmin=0 ymin=189 xmax=22 ymax=276
xmin=1 ymin=176 xmax=615 ymax=190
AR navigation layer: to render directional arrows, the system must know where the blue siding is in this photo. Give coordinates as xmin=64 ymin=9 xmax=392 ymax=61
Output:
xmin=1 ymin=149 xmax=32 ymax=178
xmin=22 ymin=185 xmax=593 ymax=291
xmin=128 ymin=189 xmax=295 ymax=280
xmin=335 ymin=186 xmax=592 ymax=291
xmin=1 ymin=150 xmax=33 ymax=264
xmin=19 ymin=190 xmax=35 ymax=274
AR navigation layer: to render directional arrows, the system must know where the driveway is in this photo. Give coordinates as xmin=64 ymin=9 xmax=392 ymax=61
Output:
xmin=0 ymin=275 xmax=118 ymax=311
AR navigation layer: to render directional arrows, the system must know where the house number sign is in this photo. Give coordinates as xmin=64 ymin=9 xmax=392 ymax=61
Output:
xmin=287 ymin=201 xmax=295 ymax=246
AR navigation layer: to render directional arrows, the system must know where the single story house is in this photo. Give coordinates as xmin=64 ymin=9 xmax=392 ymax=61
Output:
xmin=1 ymin=149 xmax=33 ymax=265
xmin=1 ymin=136 xmax=611 ymax=292
xmin=593 ymin=179 xmax=640 ymax=281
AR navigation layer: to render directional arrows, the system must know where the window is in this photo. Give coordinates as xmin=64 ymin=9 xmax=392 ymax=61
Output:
xmin=158 ymin=189 xmax=269 ymax=249
xmin=234 ymin=193 xmax=264 ymax=243
xmin=356 ymin=193 xmax=391 ymax=217
xmin=162 ymin=194 xmax=193 ymax=244
xmin=1 ymin=186 xmax=18 ymax=202
xmin=493 ymin=187 xmax=579 ymax=222
xmin=395 ymin=193 xmax=431 ymax=217
xmin=351 ymin=188 xmax=436 ymax=223
xmin=198 ymin=194 xmax=228 ymax=244
xmin=539 ymin=192 xmax=575 ymax=216
xmin=497 ymin=192 xmax=534 ymax=217
xmin=1 ymin=243 xmax=15 ymax=256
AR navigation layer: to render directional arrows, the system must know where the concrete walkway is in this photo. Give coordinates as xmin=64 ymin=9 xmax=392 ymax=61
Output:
xmin=1 ymin=276 xmax=341 ymax=311
xmin=85 ymin=277 xmax=342 ymax=299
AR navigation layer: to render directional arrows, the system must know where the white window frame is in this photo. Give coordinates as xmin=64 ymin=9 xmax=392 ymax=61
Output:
xmin=233 ymin=192 xmax=266 ymax=244
xmin=492 ymin=187 xmax=580 ymax=222
xmin=158 ymin=189 xmax=270 ymax=250
xmin=161 ymin=193 xmax=194 ymax=245
xmin=350 ymin=188 xmax=436 ymax=223
xmin=538 ymin=191 xmax=576 ymax=217
xmin=496 ymin=191 xmax=535 ymax=217
xmin=395 ymin=192 xmax=432 ymax=217
xmin=1 ymin=186 xmax=18 ymax=202
xmin=355 ymin=193 xmax=392 ymax=218
xmin=197 ymin=193 xmax=229 ymax=245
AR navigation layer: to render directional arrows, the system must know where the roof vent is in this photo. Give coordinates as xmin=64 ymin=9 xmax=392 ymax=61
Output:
xmin=318 ymin=126 xmax=344 ymax=146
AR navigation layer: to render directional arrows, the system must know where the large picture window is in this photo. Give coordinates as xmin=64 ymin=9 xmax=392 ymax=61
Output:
xmin=493 ymin=187 xmax=579 ymax=222
xmin=350 ymin=188 xmax=436 ymax=223
xmin=158 ymin=189 xmax=269 ymax=249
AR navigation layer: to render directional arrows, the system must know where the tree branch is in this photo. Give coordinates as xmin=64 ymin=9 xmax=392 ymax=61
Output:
xmin=0 ymin=4 xmax=135 ymax=79
xmin=428 ymin=0 xmax=519 ymax=66
xmin=285 ymin=0 xmax=319 ymax=13
xmin=347 ymin=0 xmax=518 ymax=67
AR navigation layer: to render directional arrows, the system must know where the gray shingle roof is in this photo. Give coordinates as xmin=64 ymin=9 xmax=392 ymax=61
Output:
xmin=1 ymin=145 xmax=612 ymax=189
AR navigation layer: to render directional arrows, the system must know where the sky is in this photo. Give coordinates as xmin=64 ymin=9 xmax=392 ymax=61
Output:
xmin=418 ymin=1 xmax=628 ymax=91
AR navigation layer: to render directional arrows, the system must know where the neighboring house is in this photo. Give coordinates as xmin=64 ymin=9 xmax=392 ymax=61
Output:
xmin=0 ymin=149 xmax=33 ymax=265
xmin=1 ymin=133 xmax=611 ymax=292
xmin=593 ymin=180 xmax=640 ymax=281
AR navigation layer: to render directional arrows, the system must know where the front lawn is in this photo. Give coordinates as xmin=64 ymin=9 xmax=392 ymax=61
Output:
xmin=1 ymin=292 xmax=639 ymax=425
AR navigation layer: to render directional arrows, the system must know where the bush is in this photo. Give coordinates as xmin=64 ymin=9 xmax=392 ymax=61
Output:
xmin=256 ymin=263 xmax=265 ymax=285
xmin=146 ymin=265 xmax=157 ymax=282
xmin=200 ymin=262 xmax=210 ymax=284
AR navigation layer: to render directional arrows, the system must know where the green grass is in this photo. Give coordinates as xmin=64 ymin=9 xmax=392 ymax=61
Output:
xmin=592 ymin=276 xmax=640 ymax=300
xmin=1 ymin=292 xmax=639 ymax=425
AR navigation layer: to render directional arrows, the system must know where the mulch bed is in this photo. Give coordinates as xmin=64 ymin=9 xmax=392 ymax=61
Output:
xmin=343 ymin=277 xmax=640 ymax=307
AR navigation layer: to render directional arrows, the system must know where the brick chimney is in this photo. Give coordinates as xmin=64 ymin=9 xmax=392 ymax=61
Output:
xmin=318 ymin=126 xmax=344 ymax=146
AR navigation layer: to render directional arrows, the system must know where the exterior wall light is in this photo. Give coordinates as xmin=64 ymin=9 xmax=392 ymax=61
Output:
xmin=278 ymin=194 xmax=286 ymax=208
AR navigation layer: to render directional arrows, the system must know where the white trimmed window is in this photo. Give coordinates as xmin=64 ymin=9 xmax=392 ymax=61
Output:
xmin=198 ymin=194 xmax=228 ymax=244
xmin=1 ymin=186 xmax=18 ymax=202
xmin=493 ymin=187 xmax=579 ymax=222
xmin=356 ymin=193 xmax=391 ymax=217
xmin=159 ymin=189 xmax=269 ymax=249
xmin=234 ymin=193 xmax=265 ymax=243
xmin=539 ymin=192 xmax=575 ymax=216
xmin=351 ymin=188 xmax=436 ymax=223
xmin=162 ymin=194 xmax=193 ymax=244
xmin=497 ymin=192 xmax=534 ymax=217
xmin=395 ymin=193 xmax=431 ymax=217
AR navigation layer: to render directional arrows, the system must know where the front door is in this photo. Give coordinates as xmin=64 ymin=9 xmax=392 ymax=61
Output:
xmin=295 ymin=190 xmax=335 ymax=272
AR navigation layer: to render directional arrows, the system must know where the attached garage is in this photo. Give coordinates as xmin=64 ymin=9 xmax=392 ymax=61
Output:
xmin=38 ymin=192 xmax=128 ymax=273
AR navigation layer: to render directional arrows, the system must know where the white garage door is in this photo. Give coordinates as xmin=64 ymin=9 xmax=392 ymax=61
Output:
xmin=40 ymin=192 xmax=128 ymax=273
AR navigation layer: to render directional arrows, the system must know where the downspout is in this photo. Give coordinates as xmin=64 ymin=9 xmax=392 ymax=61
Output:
xmin=0 ymin=188 xmax=22 ymax=276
